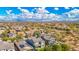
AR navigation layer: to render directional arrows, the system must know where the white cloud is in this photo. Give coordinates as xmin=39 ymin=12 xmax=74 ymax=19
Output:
xmin=69 ymin=9 xmax=79 ymax=13
xmin=32 ymin=8 xmax=36 ymax=12
xmin=26 ymin=13 xmax=33 ymax=18
xmin=42 ymin=14 xmax=49 ymax=19
xmin=64 ymin=7 xmax=70 ymax=9
xmin=54 ymin=7 xmax=59 ymax=10
xmin=36 ymin=7 xmax=49 ymax=14
xmin=71 ymin=7 xmax=75 ymax=8
xmin=33 ymin=7 xmax=50 ymax=19
xmin=46 ymin=13 xmax=58 ymax=19
xmin=41 ymin=7 xmax=46 ymax=9
xmin=17 ymin=7 xmax=34 ymax=19
xmin=17 ymin=7 xmax=21 ymax=10
xmin=10 ymin=13 xmax=18 ymax=19
xmin=6 ymin=10 xmax=12 ymax=15
xmin=33 ymin=13 xmax=42 ymax=19
xmin=0 ymin=16 xmax=5 ymax=19
xmin=60 ymin=8 xmax=79 ymax=21
xmin=17 ymin=7 xmax=30 ymax=13
xmin=17 ymin=7 xmax=50 ymax=20
xmin=6 ymin=9 xmax=18 ymax=19
xmin=64 ymin=9 xmax=79 ymax=18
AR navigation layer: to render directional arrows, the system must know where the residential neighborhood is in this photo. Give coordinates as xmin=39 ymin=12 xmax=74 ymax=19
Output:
xmin=0 ymin=22 xmax=79 ymax=51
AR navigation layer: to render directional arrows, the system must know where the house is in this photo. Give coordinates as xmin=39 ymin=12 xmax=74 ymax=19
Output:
xmin=7 ymin=33 xmax=16 ymax=38
xmin=31 ymin=37 xmax=41 ymax=47
xmin=41 ymin=35 xmax=56 ymax=45
xmin=40 ymin=40 xmax=45 ymax=48
xmin=32 ymin=37 xmax=45 ymax=48
xmin=10 ymin=29 xmax=16 ymax=33
xmin=0 ymin=30 xmax=5 ymax=34
xmin=14 ymin=40 xmax=34 ymax=51
xmin=0 ymin=26 xmax=6 ymax=30
xmin=17 ymin=31 xmax=25 ymax=37
xmin=14 ymin=37 xmax=45 ymax=51
xmin=0 ymin=26 xmax=6 ymax=34
xmin=48 ymin=38 xmax=56 ymax=45
xmin=0 ymin=40 xmax=15 ymax=51
xmin=25 ymin=30 xmax=35 ymax=37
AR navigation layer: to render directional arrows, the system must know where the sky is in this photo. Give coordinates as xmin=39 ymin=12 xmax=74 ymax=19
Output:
xmin=0 ymin=7 xmax=79 ymax=15
xmin=0 ymin=7 xmax=79 ymax=22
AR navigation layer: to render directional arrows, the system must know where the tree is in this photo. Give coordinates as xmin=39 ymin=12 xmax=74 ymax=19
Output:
xmin=44 ymin=45 xmax=53 ymax=51
xmin=10 ymin=37 xmax=16 ymax=42
xmin=61 ymin=43 xmax=70 ymax=51
xmin=25 ymin=33 xmax=28 ymax=38
xmin=2 ymin=31 xmax=8 ymax=37
xmin=15 ymin=35 xmax=23 ymax=41
xmin=33 ymin=31 xmax=41 ymax=38
xmin=2 ymin=37 xmax=10 ymax=41
xmin=36 ymin=46 xmax=53 ymax=51
xmin=52 ymin=43 xmax=70 ymax=51
xmin=2 ymin=36 xmax=17 ymax=42
xmin=36 ymin=41 xmax=70 ymax=51
xmin=52 ymin=44 xmax=62 ymax=51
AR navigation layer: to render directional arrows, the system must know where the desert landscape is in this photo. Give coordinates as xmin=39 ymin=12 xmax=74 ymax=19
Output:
xmin=0 ymin=22 xmax=79 ymax=51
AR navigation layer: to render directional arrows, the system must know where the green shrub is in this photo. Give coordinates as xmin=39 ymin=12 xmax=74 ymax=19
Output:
xmin=61 ymin=43 xmax=70 ymax=51
xmin=36 ymin=48 xmax=45 ymax=51
xmin=44 ymin=46 xmax=53 ymax=51
xmin=33 ymin=31 xmax=41 ymax=38
xmin=52 ymin=44 xmax=62 ymax=51
xmin=2 ymin=37 xmax=10 ymax=41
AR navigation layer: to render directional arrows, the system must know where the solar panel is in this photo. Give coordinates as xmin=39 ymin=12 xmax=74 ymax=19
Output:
xmin=19 ymin=44 xmax=24 ymax=48
xmin=25 ymin=39 xmax=35 ymax=48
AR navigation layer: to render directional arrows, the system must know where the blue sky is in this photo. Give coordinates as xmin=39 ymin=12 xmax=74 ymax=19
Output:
xmin=0 ymin=7 xmax=79 ymax=22
xmin=0 ymin=7 xmax=79 ymax=16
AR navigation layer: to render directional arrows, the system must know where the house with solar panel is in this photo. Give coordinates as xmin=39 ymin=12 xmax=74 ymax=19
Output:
xmin=14 ymin=39 xmax=35 ymax=51
xmin=14 ymin=36 xmax=47 ymax=51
